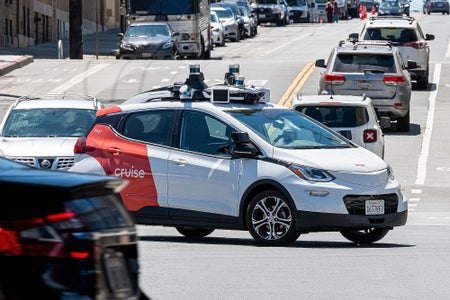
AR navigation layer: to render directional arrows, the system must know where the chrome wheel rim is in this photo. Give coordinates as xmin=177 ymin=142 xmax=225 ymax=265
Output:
xmin=251 ymin=196 xmax=292 ymax=241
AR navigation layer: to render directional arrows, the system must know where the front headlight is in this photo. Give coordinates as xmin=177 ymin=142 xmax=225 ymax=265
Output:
xmin=387 ymin=165 xmax=395 ymax=181
xmin=120 ymin=42 xmax=134 ymax=50
xmin=288 ymin=164 xmax=335 ymax=182
xmin=161 ymin=41 xmax=174 ymax=50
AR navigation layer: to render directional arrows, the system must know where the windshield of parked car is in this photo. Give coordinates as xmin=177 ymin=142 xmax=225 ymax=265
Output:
xmin=229 ymin=109 xmax=351 ymax=149
xmin=2 ymin=108 xmax=96 ymax=137
xmin=126 ymin=24 xmax=170 ymax=37
xmin=213 ymin=8 xmax=234 ymax=19
xmin=286 ymin=0 xmax=307 ymax=6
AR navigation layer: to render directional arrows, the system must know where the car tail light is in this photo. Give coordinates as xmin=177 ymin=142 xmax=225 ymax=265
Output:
xmin=73 ymin=137 xmax=95 ymax=154
xmin=363 ymin=129 xmax=377 ymax=143
xmin=384 ymin=75 xmax=405 ymax=85
xmin=403 ymin=41 xmax=425 ymax=49
xmin=323 ymin=74 xmax=345 ymax=84
xmin=1 ymin=207 xmax=87 ymax=258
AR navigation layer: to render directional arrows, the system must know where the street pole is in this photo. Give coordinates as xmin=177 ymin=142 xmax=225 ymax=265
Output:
xmin=69 ymin=0 xmax=83 ymax=59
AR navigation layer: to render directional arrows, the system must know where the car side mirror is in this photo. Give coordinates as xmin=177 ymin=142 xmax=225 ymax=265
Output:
xmin=315 ymin=59 xmax=326 ymax=68
xmin=118 ymin=33 xmax=124 ymax=39
xmin=173 ymin=32 xmax=180 ymax=37
xmin=348 ymin=33 xmax=359 ymax=42
xmin=425 ymin=33 xmax=435 ymax=41
xmin=230 ymin=132 xmax=259 ymax=158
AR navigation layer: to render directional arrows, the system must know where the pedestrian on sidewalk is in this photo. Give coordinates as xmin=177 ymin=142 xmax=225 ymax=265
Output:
xmin=326 ymin=2 xmax=334 ymax=23
xmin=333 ymin=1 xmax=340 ymax=23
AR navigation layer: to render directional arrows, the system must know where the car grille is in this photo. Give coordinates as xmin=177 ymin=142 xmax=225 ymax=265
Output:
xmin=343 ymin=193 xmax=398 ymax=215
xmin=255 ymin=7 xmax=273 ymax=13
xmin=12 ymin=157 xmax=75 ymax=170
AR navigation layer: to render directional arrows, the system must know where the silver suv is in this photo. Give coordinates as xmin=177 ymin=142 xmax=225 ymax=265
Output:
xmin=357 ymin=16 xmax=435 ymax=89
xmin=315 ymin=39 xmax=417 ymax=132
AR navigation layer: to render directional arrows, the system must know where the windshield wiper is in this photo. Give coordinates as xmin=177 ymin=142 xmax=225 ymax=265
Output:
xmin=363 ymin=69 xmax=385 ymax=74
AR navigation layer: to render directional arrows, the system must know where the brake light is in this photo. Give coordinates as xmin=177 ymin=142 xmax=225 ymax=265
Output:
xmin=73 ymin=137 xmax=95 ymax=154
xmin=363 ymin=129 xmax=377 ymax=143
xmin=384 ymin=75 xmax=405 ymax=85
xmin=323 ymin=74 xmax=345 ymax=84
xmin=403 ymin=41 xmax=425 ymax=49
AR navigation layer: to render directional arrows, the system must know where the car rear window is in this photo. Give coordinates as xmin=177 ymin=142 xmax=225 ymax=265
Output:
xmin=333 ymin=53 xmax=396 ymax=73
xmin=296 ymin=106 xmax=369 ymax=127
xmin=364 ymin=28 xmax=417 ymax=45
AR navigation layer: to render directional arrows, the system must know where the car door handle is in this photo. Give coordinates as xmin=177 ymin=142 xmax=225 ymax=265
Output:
xmin=172 ymin=158 xmax=187 ymax=166
xmin=107 ymin=147 xmax=122 ymax=155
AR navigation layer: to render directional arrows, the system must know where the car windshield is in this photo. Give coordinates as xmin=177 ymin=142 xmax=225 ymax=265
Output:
xmin=229 ymin=108 xmax=351 ymax=149
xmin=126 ymin=24 xmax=170 ymax=37
xmin=214 ymin=8 xmax=234 ymax=19
xmin=2 ymin=108 xmax=96 ymax=137
xmin=333 ymin=53 xmax=396 ymax=73
xmin=286 ymin=0 xmax=307 ymax=5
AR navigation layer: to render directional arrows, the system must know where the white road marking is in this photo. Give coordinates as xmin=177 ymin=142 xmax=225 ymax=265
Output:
xmin=411 ymin=189 xmax=422 ymax=194
xmin=50 ymin=63 xmax=109 ymax=93
xmin=415 ymin=63 xmax=441 ymax=185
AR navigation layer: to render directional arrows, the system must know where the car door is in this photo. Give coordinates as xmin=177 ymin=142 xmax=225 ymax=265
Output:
xmin=167 ymin=109 xmax=241 ymax=218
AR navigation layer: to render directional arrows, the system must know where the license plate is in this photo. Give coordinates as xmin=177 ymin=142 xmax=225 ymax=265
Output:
xmin=259 ymin=14 xmax=266 ymax=18
xmin=365 ymin=199 xmax=385 ymax=215
xmin=142 ymin=53 xmax=153 ymax=58
xmin=103 ymin=251 xmax=133 ymax=293
xmin=357 ymin=82 xmax=372 ymax=90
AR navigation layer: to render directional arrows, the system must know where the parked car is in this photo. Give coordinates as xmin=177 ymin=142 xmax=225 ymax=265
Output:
xmin=210 ymin=10 xmax=226 ymax=47
xmin=286 ymin=0 xmax=310 ymax=23
xmin=212 ymin=2 xmax=247 ymax=39
xmin=223 ymin=0 xmax=259 ymax=35
xmin=239 ymin=5 xmax=258 ymax=37
xmin=423 ymin=0 xmax=450 ymax=14
xmin=212 ymin=6 xmax=241 ymax=42
xmin=117 ymin=22 xmax=179 ymax=60
xmin=377 ymin=0 xmax=403 ymax=16
xmin=315 ymin=39 xmax=416 ymax=132
xmin=69 ymin=65 xmax=407 ymax=246
xmin=358 ymin=15 xmax=435 ymax=89
xmin=0 ymin=94 xmax=103 ymax=170
xmin=0 ymin=157 xmax=148 ymax=299
xmin=292 ymin=94 xmax=388 ymax=158
xmin=251 ymin=0 xmax=290 ymax=26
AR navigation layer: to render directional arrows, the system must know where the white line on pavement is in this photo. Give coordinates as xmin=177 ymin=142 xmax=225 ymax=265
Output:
xmin=50 ymin=63 xmax=109 ymax=93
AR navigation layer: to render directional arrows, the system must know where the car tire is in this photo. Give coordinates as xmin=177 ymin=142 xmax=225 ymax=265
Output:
xmin=175 ymin=227 xmax=215 ymax=238
xmin=396 ymin=111 xmax=410 ymax=132
xmin=246 ymin=189 xmax=300 ymax=246
xmin=220 ymin=34 xmax=226 ymax=46
xmin=340 ymin=228 xmax=390 ymax=244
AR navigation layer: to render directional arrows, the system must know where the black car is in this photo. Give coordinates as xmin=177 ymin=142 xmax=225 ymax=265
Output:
xmin=423 ymin=0 xmax=450 ymax=14
xmin=117 ymin=22 xmax=179 ymax=60
xmin=378 ymin=0 xmax=403 ymax=15
xmin=0 ymin=157 xmax=148 ymax=299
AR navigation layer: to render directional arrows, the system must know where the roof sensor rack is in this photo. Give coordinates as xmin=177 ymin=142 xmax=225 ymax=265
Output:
xmin=129 ymin=64 xmax=270 ymax=104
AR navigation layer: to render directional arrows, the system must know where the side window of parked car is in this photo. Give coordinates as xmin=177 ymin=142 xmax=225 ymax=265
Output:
xmin=179 ymin=110 xmax=233 ymax=156
xmin=123 ymin=110 xmax=174 ymax=145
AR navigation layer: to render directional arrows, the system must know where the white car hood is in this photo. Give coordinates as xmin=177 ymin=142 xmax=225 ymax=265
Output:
xmin=272 ymin=146 xmax=386 ymax=172
xmin=0 ymin=137 xmax=78 ymax=157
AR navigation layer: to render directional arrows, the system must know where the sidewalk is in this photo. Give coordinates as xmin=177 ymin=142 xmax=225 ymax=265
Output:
xmin=0 ymin=28 xmax=121 ymax=76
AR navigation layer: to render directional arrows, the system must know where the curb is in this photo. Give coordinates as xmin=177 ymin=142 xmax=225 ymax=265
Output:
xmin=0 ymin=55 xmax=34 ymax=77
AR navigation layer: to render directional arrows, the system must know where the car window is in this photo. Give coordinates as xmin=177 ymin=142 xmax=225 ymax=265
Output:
xmin=179 ymin=110 xmax=233 ymax=156
xmin=123 ymin=110 xmax=174 ymax=145
xmin=333 ymin=53 xmax=396 ymax=73
xmin=296 ymin=106 xmax=370 ymax=127
xmin=2 ymin=108 xmax=96 ymax=137
xmin=364 ymin=28 xmax=417 ymax=44
xmin=230 ymin=109 xmax=350 ymax=149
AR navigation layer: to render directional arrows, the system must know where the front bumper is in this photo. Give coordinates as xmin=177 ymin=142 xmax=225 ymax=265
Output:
xmin=296 ymin=209 xmax=408 ymax=232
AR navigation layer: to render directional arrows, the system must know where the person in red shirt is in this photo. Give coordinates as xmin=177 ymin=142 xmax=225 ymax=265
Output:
xmin=325 ymin=2 xmax=334 ymax=23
